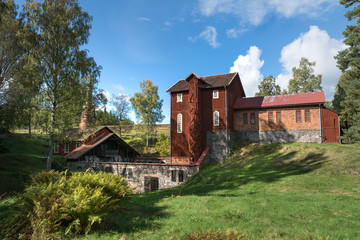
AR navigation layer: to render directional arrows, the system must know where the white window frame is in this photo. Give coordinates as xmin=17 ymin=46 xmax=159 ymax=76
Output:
xmin=213 ymin=111 xmax=219 ymax=126
xmin=54 ymin=145 xmax=59 ymax=154
xmin=64 ymin=143 xmax=69 ymax=153
xmin=177 ymin=113 xmax=182 ymax=133
xmin=76 ymin=142 xmax=81 ymax=148
xmin=177 ymin=93 xmax=183 ymax=102
xmin=213 ymin=89 xmax=219 ymax=99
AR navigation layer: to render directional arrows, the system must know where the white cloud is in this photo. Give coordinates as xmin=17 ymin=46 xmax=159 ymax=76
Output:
xmin=136 ymin=17 xmax=151 ymax=22
xmin=198 ymin=0 xmax=337 ymax=26
xmin=277 ymin=26 xmax=346 ymax=99
xmin=229 ymin=46 xmax=264 ymax=97
xmin=226 ymin=28 xmax=247 ymax=38
xmin=113 ymin=84 xmax=125 ymax=92
xmin=189 ymin=26 xmax=220 ymax=48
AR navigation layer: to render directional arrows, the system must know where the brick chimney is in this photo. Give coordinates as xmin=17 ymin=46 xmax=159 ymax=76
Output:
xmin=80 ymin=86 xmax=95 ymax=130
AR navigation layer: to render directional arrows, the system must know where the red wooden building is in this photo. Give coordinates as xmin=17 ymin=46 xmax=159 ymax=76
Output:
xmin=167 ymin=72 xmax=340 ymax=164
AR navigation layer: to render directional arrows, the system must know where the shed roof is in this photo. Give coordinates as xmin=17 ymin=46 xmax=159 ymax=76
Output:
xmin=167 ymin=72 xmax=238 ymax=92
xmin=234 ymin=91 xmax=326 ymax=109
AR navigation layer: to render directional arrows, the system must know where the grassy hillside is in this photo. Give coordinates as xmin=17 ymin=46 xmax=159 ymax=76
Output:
xmin=0 ymin=134 xmax=48 ymax=194
xmin=77 ymin=142 xmax=360 ymax=240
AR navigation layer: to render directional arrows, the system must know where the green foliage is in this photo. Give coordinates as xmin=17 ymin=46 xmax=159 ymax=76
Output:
xmin=130 ymin=79 xmax=165 ymax=148
xmin=111 ymin=94 xmax=130 ymax=136
xmin=155 ymin=133 xmax=170 ymax=157
xmin=7 ymin=170 xmax=131 ymax=239
xmin=95 ymin=109 xmax=119 ymax=126
xmin=255 ymin=75 xmax=281 ymax=97
xmin=335 ymin=0 xmax=360 ymax=142
xmin=184 ymin=229 xmax=245 ymax=240
xmin=288 ymin=57 xmax=323 ymax=94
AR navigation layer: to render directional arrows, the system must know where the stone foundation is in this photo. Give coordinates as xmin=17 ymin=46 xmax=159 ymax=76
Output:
xmin=68 ymin=161 xmax=198 ymax=193
xmin=233 ymin=129 xmax=321 ymax=143
xmin=206 ymin=131 xmax=230 ymax=163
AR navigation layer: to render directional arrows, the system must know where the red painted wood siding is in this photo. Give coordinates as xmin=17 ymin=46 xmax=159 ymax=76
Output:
xmin=321 ymin=108 xmax=340 ymax=143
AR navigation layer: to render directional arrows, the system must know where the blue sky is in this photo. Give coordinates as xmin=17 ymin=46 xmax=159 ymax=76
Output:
xmin=17 ymin=0 xmax=350 ymax=124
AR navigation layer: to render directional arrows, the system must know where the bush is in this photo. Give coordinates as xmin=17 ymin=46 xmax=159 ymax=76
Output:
xmin=184 ymin=229 xmax=246 ymax=240
xmin=155 ymin=133 xmax=170 ymax=157
xmin=7 ymin=170 xmax=132 ymax=239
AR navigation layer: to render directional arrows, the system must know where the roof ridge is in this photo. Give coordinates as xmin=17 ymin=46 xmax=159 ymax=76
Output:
xmin=201 ymin=72 xmax=236 ymax=78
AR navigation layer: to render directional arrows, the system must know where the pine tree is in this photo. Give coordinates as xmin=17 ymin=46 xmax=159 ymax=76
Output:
xmin=335 ymin=0 xmax=360 ymax=142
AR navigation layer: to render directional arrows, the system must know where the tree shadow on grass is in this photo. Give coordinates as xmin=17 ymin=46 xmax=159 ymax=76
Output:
xmin=97 ymin=142 xmax=328 ymax=235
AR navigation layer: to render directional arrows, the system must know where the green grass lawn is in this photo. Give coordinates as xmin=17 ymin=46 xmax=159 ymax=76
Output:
xmin=76 ymin=142 xmax=360 ymax=240
xmin=0 ymin=134 xmax=48 ymax=195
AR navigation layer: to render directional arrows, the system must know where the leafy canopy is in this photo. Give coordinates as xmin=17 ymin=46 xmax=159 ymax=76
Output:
xmin=255 ymin=75 xmax=281 ymax=97
xmin=288 ymin=57 xmax=322 ymax=94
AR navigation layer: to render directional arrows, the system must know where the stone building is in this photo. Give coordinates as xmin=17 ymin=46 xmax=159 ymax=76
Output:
xmin=167 ymin=72 xmax=340 ymax=163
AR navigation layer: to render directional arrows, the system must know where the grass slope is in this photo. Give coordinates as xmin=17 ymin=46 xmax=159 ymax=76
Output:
xmin=79 ymin=142 xmax=360 ymax=240
xmin=0 ymin=134 xmax=48 ymax=194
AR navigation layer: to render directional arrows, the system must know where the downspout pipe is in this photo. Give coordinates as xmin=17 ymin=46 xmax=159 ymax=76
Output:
xmin=225 ymin=86 xmax=229 ymax=157
xmin=169 ymin=93 xmax=172 ymax=162
xmin=319 ymin=104 xmax=323 ymax=143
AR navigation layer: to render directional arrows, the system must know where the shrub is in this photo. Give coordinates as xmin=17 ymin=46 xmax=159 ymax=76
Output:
xmin=184 ymin=229 xmax=246 ymax=240
xmin=155 ymin=133 xmax=170 ymax=157
xmin=7 ymin=170 xmax=132 ymax=239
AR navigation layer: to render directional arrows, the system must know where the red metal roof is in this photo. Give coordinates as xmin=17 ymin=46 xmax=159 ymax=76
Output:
xmin=234 ymin=91 xmax=326 ymax=109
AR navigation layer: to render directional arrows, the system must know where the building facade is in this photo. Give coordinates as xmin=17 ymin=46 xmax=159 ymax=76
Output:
xmin=167 ymin=72 xmax=340 ymax=163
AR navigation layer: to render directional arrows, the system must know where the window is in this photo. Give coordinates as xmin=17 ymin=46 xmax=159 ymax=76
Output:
xmin=177 ymin=113 xmax=182 ymax=133
xmin=177 ymin=93 xmax=182 ymax=102
xmin=268 ymin=112 xmax=273 ymax=123
xmin=171 ymin=170 xmax=176 ymax=182
xmin=127 ymin=168 xmax=133 ymax=178
xmin=276 ymin=112 xmax=281 ymax=123
xmin=296 ymin=110 xmax=301 ymax=122
xmin=54 ymin=145 xmax=59 ymax=154
xmin=178 ymin=170 xmax=184 ymax=182
xmin=250 ymin=113 xmax=255 ymax=124
xmin=213 ymin=89 xmax=219 ymax=99
xmin=305 ymin=109 xmax=310 ymax=122
xmin=213 ymin=111 xmax=219 ymax=126
xmin=76 ymin=142 xmax=81 ymax=148
xmin=243 ymin=113 xmax=248 ymax=124
xmin=64 ymin=143 xmax=69 ymax=153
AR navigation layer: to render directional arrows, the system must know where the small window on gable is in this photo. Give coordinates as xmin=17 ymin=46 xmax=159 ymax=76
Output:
xmin=243 ymin=113 xmax=248 ymax=124
xmin=64 ymin=143 xmax=69 ymax=153
xmin=268 ymin=112 xmax=273 ymax=123
xmin=177 ymin=93 xmax=182 ymax=102
xmin=250 ymin=113 xmax=255 ymax=124
xmin=54 ymin=145 xmax=59 ymax=154
xmin=76 ymin=142 xmax=81 ymax=148
xmin=305 ymin=109 xmax=310 ymax=122
xmin=177 ymin=113 xmax=182 ymax=133
xmin=213 ymin=89 xmax=219 ymax=99
xmin=296 ymin=110 xmax=301 ymax=122
xmin=178 ymin=170 xmax=184 ymax=182
xmin=213 ymin=111 xmax=219 ymax=126
xmin=276 ymin=112 xmax=281 ymax=123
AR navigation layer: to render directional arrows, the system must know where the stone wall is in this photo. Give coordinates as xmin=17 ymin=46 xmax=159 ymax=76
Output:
xmin=232 ymin=129 xmax=321 ymax=143
xmin=68 ymin=161 xmax=198 ymax=193
xmin=206 ymin=130 xmax=230 ymax=163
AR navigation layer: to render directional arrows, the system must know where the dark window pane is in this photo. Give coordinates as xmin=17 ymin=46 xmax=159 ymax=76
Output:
xmin=171 ymin=170 xmax=176 ymax=182
xmin=268 ymin=112 xmax=273 ymax=123
xmin=178 ymin=170 xmax=184 ymax=182
xmin=250 ymin=113 xmax=255 ymax=124
xmin=243 ymin=113 xmax=248 ymax=124
xmin=296 ymin=110 xmax=301 ymax=122
xmin=305 ymin=109 xmax=310 ymax=122
xmin=276 ymin=112 xmax=281 ymax=123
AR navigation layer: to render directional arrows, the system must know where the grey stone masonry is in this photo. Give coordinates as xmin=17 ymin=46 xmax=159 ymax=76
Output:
xmin=206 ymin=130 xmax=230 ymax=163
xmin=233 ymin=129 xmax=322 ymax=143
xmin=68 ymin=161 xmax=198 ymax=193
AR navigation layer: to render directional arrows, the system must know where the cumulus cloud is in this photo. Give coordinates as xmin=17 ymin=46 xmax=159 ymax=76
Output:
xmin=277 ymin=26 xmax=346 ymax=99
xmin=229 ymin=46 xmax=264 ymax=97
xmin=198 ymin=0 xmax=336 ymax=26
xmin=189 ymin=26 xmax=220 ymax=48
